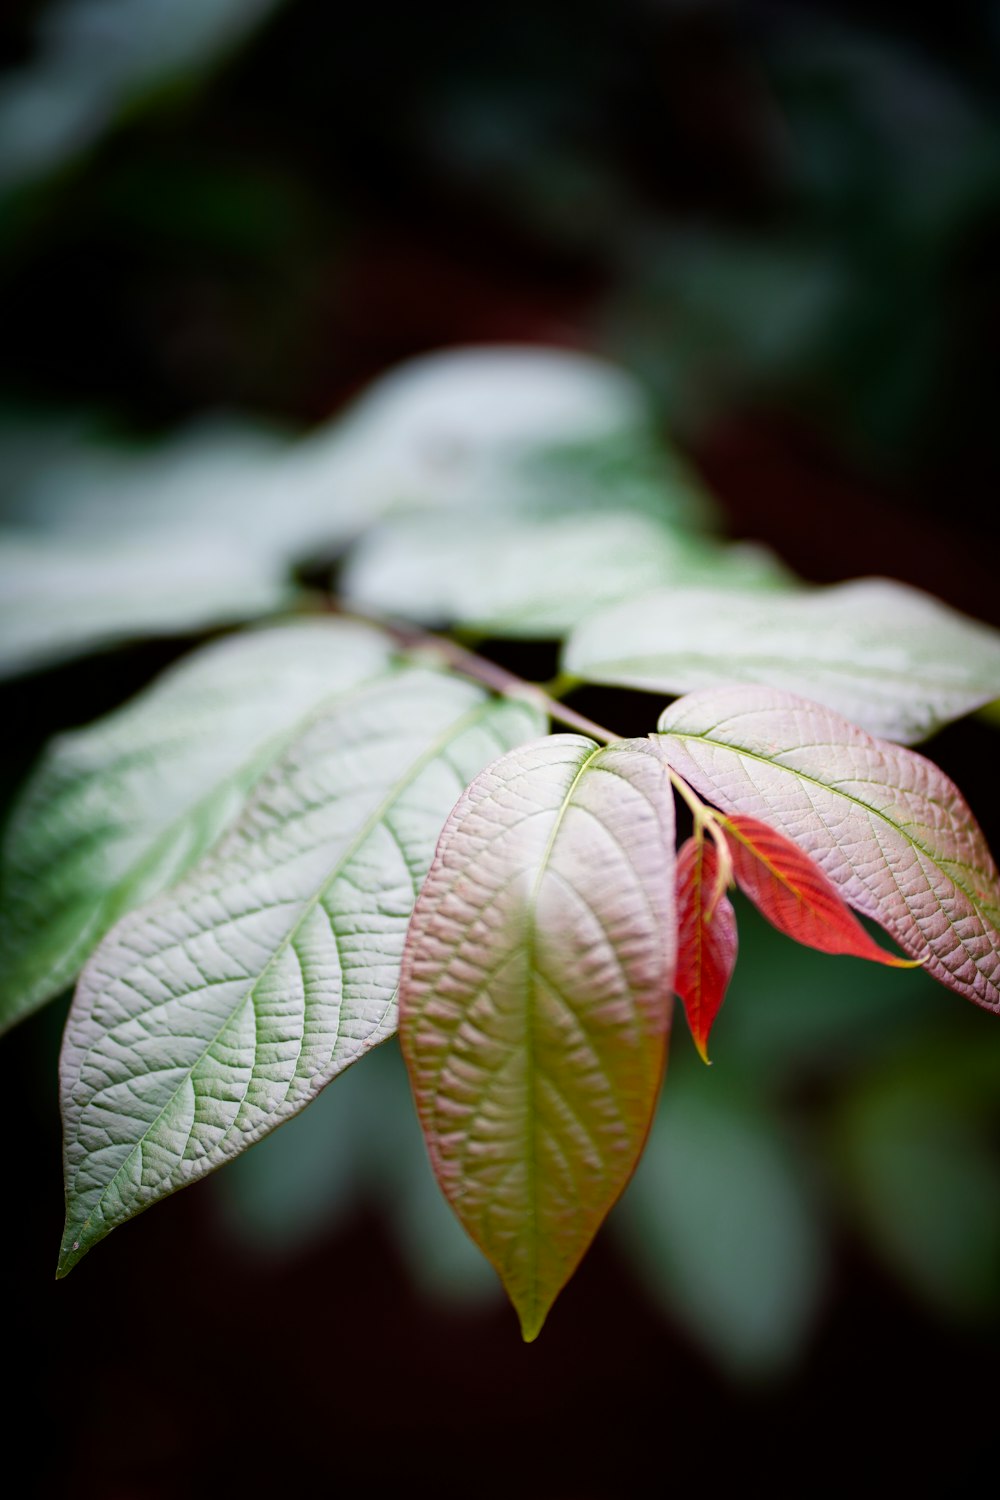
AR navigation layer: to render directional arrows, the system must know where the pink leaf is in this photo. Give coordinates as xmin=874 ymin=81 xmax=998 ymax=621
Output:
xmin=399 ymin=734 xmax=676 ymax=1341
xmin=656 ymin=686 xmax=1000 ymax=1012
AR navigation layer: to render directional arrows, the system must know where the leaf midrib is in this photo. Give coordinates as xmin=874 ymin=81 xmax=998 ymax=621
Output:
xmin=520 ymin=740 xmax=602 ymax=1333
xmin=62 ymin=688 xmax=511 ymax=1267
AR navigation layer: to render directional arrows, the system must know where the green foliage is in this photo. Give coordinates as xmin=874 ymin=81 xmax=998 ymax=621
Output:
xmin=566 ymin=580 xmax=1000 ymax=744
xmin=2 ymin=346 xmax=1000 ymax=1350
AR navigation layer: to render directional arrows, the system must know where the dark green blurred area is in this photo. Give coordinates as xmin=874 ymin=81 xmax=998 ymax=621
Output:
xmin=2 ymin=3 xmax=1000 ymax=1496
xmin=2 ymin=0 xmax=998 ymax=487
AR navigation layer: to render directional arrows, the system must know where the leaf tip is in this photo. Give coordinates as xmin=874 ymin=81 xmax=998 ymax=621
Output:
xmin=888 ymin=952 xmax=929 ymax=970
xmin=513 ymin=1289 xmax=554 ymax=1343
xmin=56 ymin=1224 xmax=88 ymax=1279
xmin=693 ymin=1033 xmax=713 ymax=1066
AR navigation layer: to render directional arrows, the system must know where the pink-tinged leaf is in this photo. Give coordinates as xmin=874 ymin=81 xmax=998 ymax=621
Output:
xmin=655 ymin=686 xmax=1000 ymax=1012
xmin=674 ymin=836 xmax=738 ymax=1064
xmin=723 ymin=813 xmax=917 ymax=968
xmin=399 ymin=734 xmax=676 ymax=1341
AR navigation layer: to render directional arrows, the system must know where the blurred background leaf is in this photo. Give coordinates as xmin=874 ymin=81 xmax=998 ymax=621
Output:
xmin=616 ymin=1061 xmax=828 ymax=1380
xmin=0 ymin=0 xmax=285 ymax=195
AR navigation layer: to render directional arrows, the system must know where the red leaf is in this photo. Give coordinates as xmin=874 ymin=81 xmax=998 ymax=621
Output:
xmin=657 ymin=688 xmax=996 ymax=1009
xmin=723 ymin=813 xmax=917 ymax=967
xmin=675 ymin=835 xmax=738 ymax=1064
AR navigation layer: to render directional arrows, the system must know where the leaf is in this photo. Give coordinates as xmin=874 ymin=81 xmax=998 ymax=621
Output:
xmin=58 ymin=669 xmax=545 ymax=1275
xmin=0 ymin=418 xmax=289 ymax=539
xmin=0 ymin=619 xmax=396 ymax=1035
xmin=674 ymin=836 xmax=738 ymax=1063
xmin=655 ymin=685 xmax=1000 ymax=1012
xmin=0 ymin=530 xmax=297 ymax=680
xmin=0 ymin=348 xmax=711 ymax=675
xmin=329 ymin=345 xmax=715 ymax=528
xmin=335 ymin=344 xmax=649 ymax=472
xmin=838 ymin=1041 xmax=1000 ymax=1319
xmin=359 ymin=1043 xmax=504 ymax=1307
xmin=723 ymin=813 xmax=916 ymax=968
xmin=617 ymin=1070 xmax=827 ymax=1377
xmin=343 ymin=510 xmax=790 ymax=638
xmin=565 ymin=579 xmax=1000 ymax=743
xmin=0 ymin=0 xmax=283 ymax=195
xmin=399 ymin=734 xmax=677 ymax=1340
xmin=5 ymin=412 xmax=443 ymax=569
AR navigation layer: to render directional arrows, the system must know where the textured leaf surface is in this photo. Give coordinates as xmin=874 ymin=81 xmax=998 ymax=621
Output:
xmin=399 ymin=735 xmax=676 ymax=1340
xmin=723 ymin=814 xmax=915 ymax=968
xmin=566 ymin=579 xmax=1000 ymax=742
xmin=343 ymin=510 xmax=789 ymax=637
xmin=656 ymin=686 xmax=1000 ymax=1011
xmin=0 ymin=619 xmax=395 ymax=1035
xmin=674 ymin=836 xmax=737 ymax=1063
xmin=59 ymin=670 xmax=544 ymax=1274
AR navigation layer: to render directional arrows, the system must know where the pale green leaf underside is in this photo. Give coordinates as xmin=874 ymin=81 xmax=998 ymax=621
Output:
xmin=0 ymin=619 xmax=396 ymax=1035
xmin=0 ymin=529 xmax=298 ymax=680
xmin=1 ymin=419 xmax=288 ymax=543
xmin=565 ymin=578 xmax=1000 ymax=743
xmin=330 ymin=345 xmax=649 ymax=486
xmin=59 ymin=669 xmax=545 ymax=1274
xmin=342 ymin=511 xmax=790 ymax=637
xmin=656 ymin=685 xmax=1000 ymax=1012
xmin=400 ymin=735 xmax=676 ymax=1340
xmin=329 ymin=345 xmax=714 ymax=530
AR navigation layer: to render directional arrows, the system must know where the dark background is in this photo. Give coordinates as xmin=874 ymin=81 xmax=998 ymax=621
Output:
xmin=2 ymin=2 xmax=999 ymax=1494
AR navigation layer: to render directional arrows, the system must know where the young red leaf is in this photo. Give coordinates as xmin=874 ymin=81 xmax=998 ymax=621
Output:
xmin=656 ymin=686 xmax=1000 ymax=1012
xmin=723 ymin=813 xmax=918 ymax=968
xmin=674 ymin=835 xmax=738 ymax=1064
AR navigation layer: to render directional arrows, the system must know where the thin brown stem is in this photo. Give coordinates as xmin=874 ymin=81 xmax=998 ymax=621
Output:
xmin=329 ymin=599 xmax=621 ymax=743
xmin=661 ymin=761 xmax=733 ymax=907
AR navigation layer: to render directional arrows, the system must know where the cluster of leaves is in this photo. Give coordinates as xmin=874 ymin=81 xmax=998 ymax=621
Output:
xmin=3 ymin=348 xmax=1000 ymax=1341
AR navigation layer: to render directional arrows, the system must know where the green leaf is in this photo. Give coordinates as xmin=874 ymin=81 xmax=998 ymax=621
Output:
xmin=58 ymin=668 xmax=545 ymax=1275
xmin=0 ymin=529 xmax=298 ymax=680
xmin=0 ymin=348 xmax=711 ymax=675
xmin=326 ymin=345 xmax=716 ymax=532
xmin=0 ymin=619 xmax=396 ymax=1035
xmin=343 ymin=511 xmax=790 ymax=638
xmin=656 ymin=685 xmax=1000 ymax=1012
xmin=840 ymin=1072 xmax=1000 ymax=1319
xmin=3 ymin=414 xmax=416 ymax=570
xmin=566 ymin=579 xmax=1000 ymax=743
xmin=0 ymin=0 xmax=284 ymax=195
xmin=0 ymin=418 xmax=288 ymax=539
xmin=618 ymin=1070 xmax=826 ymax=1377
xmin=399 ymin=735 xmax=676 ymax=1340
xmin=331 ymin=345 xmax=652 ymax=492
xmin=214 ymin=1038 xmax=501 ymax=1303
